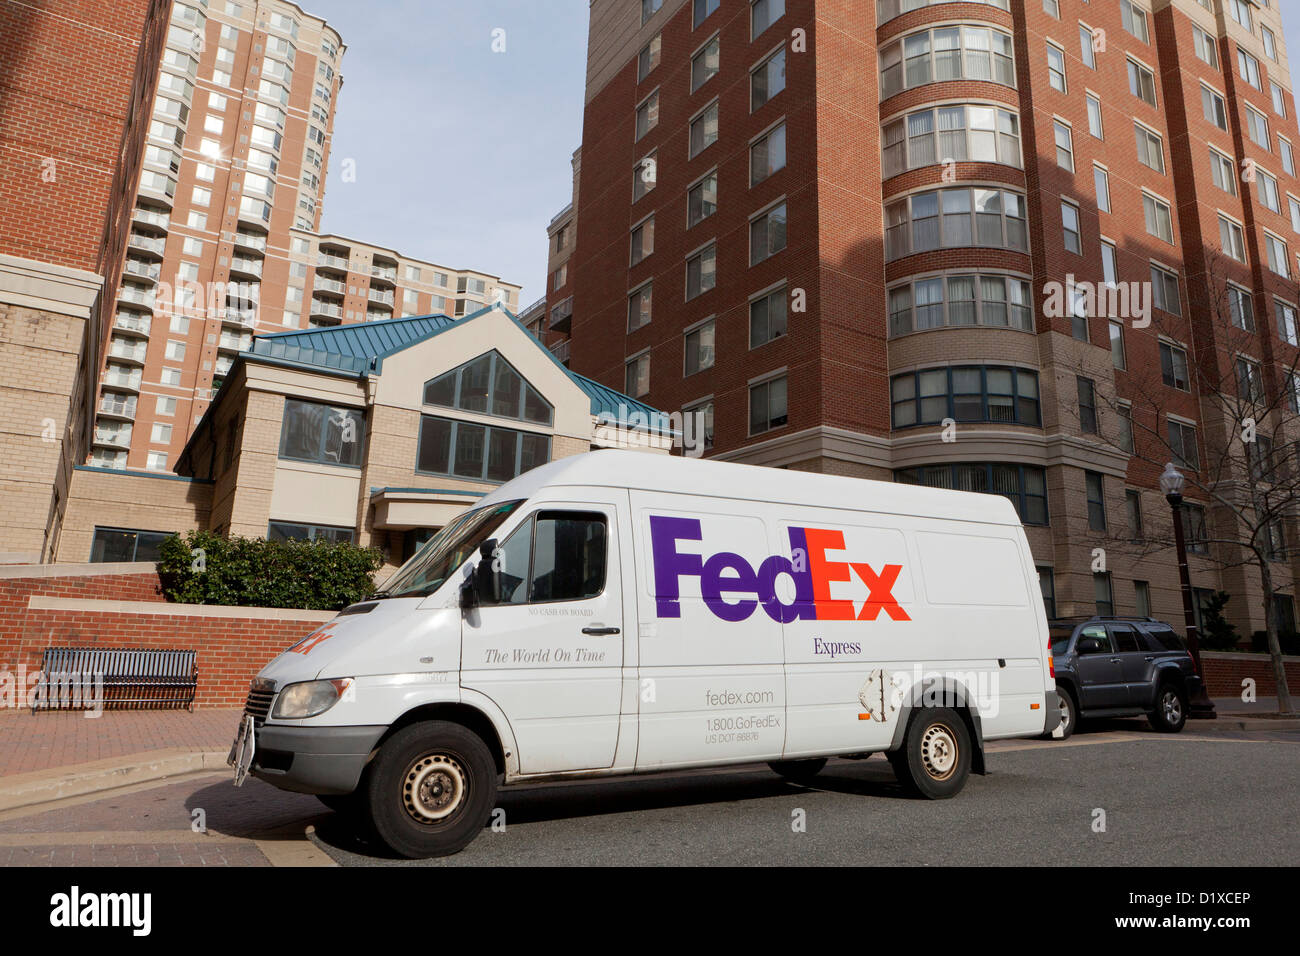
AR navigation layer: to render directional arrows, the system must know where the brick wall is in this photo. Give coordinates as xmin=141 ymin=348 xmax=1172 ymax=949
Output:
xmin=1200 ymin=651 xmax=1300 ymax=699
xmin=0 ymin=564 xmax=328 ymax=708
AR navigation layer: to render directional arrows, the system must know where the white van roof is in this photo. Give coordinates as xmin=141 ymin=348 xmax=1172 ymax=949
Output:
xmin=477 ymin=450 xmax=1024 ymax=528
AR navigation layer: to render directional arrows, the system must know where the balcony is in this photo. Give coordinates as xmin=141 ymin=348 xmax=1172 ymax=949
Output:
xmin=215 ymin=356 xmax=234 ymax=377
xmin=371 ymin=264 xmax=398 ymax=285
xmin=365 ymin=310 xmax=390 ymax=322
xmin=549 ymin=339 xmax=571 ymax=365
xmin=127 ymin=233 xmax=166 ymax=257
xmin=98 ymin=392 xmax=138 ymax=419
xmin=107 ymin=338 xmax=148 ymax=364
xmin=368 ymin=288 xmax=395 ymax=306
xmin=117 ymin=284 xmax=156 ymax=309
xmin=313 ymin=275 xmax=345 ymax=296
xmin=222 ymin=307 xmax=258 ymax=330
xmin=113 ymin=312 xmax=152 ymax=336
xmin=93 ymin=423 xmax=133 ymax=449
xmin=103 ymin=366 xmax=142 ymax=392
xmin=233 ymin=231 xmax=267 ymax=253
xmin=122 ymin=258 xmax=161 ymax=284
xmin=309 ymin=299 xmax=343 ymax=320
xmin=131 ymin=207 xmax=170 ymax=232
xmin=218 ymin=331 xmax=252 ymax=352
xmin=316 ymin=251 xmax=349 ymax=273
xmin=549 ymin=296 xmax=573 ymax=332
xmin=238 ymin=198 xmax=272 ymax=226
xmin=229 ymin=256 xmax=263 ymax=279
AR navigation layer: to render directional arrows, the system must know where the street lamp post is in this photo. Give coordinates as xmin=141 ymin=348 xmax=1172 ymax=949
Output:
xmin=1159 ymin=463 xmax=1217 ymax=719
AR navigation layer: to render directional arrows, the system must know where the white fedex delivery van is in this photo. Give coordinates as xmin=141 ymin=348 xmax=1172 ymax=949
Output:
xmin=230 ymin=450 xmax=1059 ymax=857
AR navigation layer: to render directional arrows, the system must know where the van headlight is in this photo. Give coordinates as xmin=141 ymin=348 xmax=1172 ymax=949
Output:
xmin=271 ymin=678 xmax=353 ymax=719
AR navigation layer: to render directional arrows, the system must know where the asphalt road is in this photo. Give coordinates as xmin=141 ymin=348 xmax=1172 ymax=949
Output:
xmin=0 ymin=719 xmax=1295 ymax=866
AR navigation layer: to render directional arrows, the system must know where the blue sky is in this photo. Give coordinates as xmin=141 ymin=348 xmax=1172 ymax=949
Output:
xmin=304 ymin=0 xmax=589 ymax=304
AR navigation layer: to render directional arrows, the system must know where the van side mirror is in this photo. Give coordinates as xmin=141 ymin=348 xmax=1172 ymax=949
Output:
xmin=473 ymin=539 xmax=501 ymax=606
xmin=459 ymin=574 xmax=478 ymax=611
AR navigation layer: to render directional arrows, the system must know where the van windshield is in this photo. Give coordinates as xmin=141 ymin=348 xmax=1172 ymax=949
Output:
xmin=381 ymin=500 xmax=524 ymax=599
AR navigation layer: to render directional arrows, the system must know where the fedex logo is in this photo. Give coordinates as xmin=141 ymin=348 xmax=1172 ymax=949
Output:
xmin=650 ymin=515 xmax=910 ymax=624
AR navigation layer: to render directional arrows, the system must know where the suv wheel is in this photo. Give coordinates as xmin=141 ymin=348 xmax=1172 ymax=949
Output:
xmin=1053 ymin=689 xmax=1077 ymax=741
xmin=1149 ymin=684 xmax=1187 ymax=734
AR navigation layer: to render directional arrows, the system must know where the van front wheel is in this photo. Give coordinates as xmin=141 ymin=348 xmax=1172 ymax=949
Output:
xmin=768 ymin=758 xmax=828 ymax=783
xmin=893 ymin=708 xmax=971 ymax=799
xmin=366 ymin=721 xmax=497 ymax=858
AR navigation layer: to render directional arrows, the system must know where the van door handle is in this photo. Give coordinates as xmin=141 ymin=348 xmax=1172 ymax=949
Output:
xmin=582 ymin=625 xmax=621 ymax=636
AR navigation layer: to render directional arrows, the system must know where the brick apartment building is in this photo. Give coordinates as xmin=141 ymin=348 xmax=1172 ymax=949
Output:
xmin=563 ymin=0 xmax=1300 ymax=637
xmin=0 ymin=0 xmax=173 ymax=564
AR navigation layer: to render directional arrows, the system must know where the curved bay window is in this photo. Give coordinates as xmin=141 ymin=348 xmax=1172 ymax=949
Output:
xmin=885 ymin=186 xmax=1028 ymax=261
xmin=890 ymin=365 xmax=1040 ymax=428
xmin=877 ymin=0 xmax=1009 ymax=25
xmin=883 ymin=104 xmax=1021 ymax=177
xmin=880 ymin=25 xmax=1016 ymax=100
xmin=888 ymin=273 xmax=1032 ymax=335
xmin=896 ymin=462 xmax=1048 ymax=525
xmin=423 ymin=351 xmax=553 ymax=427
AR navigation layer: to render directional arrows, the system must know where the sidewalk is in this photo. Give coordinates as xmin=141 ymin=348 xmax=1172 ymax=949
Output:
xmin=0 ymin=708 xmax=241 ymax=812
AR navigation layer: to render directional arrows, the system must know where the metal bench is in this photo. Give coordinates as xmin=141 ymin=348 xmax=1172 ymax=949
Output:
xmin=31 ymin=647 xmax=197 ymax=713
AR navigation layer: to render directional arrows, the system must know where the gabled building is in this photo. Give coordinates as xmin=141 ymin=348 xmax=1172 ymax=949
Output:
xmin=52 ymin=304 xmax=669 ymax=572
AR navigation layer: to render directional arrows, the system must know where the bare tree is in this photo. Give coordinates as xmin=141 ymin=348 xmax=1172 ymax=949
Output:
xmin=1062 ymin=252 xmax=1296 ymax=714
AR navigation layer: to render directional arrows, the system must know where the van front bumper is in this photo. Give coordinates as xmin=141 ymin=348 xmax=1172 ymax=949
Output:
xmin=250 ymin=723 xmax=387 ymax=796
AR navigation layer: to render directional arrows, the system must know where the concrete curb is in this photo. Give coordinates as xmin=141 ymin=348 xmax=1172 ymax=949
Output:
xmin=1192 ymin=717 xmax=1300 ymax=731
xmin=0 ymin=748 xmax=230 ymax=813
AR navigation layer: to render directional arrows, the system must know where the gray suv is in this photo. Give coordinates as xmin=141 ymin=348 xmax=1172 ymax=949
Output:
xmin=1047 ymin=616 xmax=1203 ymax=739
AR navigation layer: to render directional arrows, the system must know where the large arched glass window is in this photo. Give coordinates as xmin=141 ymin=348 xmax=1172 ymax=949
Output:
xmin=423 ymin=351 xmax=553 ymax=426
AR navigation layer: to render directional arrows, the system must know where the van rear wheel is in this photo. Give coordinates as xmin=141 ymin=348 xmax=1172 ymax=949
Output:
xmin=892 ymin=708 xmax=971 ymax=799
xmin=768 ymin=758 xmax=827 ymax=783
xmin=366 ymin=721 xmax=497 ymax=858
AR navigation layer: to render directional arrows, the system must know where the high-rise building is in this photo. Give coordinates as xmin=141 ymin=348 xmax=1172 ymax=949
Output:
xmin=565 ymin=0 xmax=1300 ymax=634
xmin=93 ymin=0 xmax=347 ymax=476
xmin=0 ymin=0 xmax=172 ymax=563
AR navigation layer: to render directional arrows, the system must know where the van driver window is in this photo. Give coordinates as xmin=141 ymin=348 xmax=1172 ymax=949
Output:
xmin=1078 ymin=625 xmax=1112 ymax=653
xmin=530 ymin=512 xmax=607 ymax=602
xmin=494 ymin=518 xmax=533 ymax=605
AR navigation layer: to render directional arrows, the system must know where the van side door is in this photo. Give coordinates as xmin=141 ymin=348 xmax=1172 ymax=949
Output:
xmin=460 ymin=498 xmax=626 ymax=774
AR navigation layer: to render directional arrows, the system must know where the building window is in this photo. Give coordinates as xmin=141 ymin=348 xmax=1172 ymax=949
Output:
xmin=1077 ymin=377 xmax=1098 ymax=434
xmin=1183 ymin=503 xmax=1208 ymax=554
xmin=1263 ymin=25 xmax=1278 ymax=62
xmin=1228 ymin=0 xmax=1251 ymax=32
xmin=1129 ymin=59 xmax=1157 ymax=107
xmin=1246 ymin=105 xmax=1270 ymax=148
xmin=879 ymin=25 xmax=1016 ymax=99
xmin=750 ymin=286 xmax=788 ymax=347
xmin=268 ymin=521 xmax=354 ymax=545
xmin=694 ymin=0 xmax=720 ymax=27
xmin=1061 ymin=201 xmax=1082 ymax=255
xmin=685 ymin=320 xmax=715 ymax=375
xmin=1193 ymin=25 xmax=1219 ymax=68
xmin=688 ymin=170 xmax=718 ymax=228
xmin=752 ymin=46 xmax=786 ymax=111
xmin=90 ymin=527 xmax=173 ymax=563
xmin=628 ymin=282 xmax=653 ymax=331
xmin=1202 ymin=85 xmax=1228 ymax=130
xmin=750 ymin=122 xmax=786 ymax=185
xmin=630 ymin=216 xmax=655 ymax=266
xmin=749 ymin=375 xmax=788 ymax=434
xmin=1086 ymin=471 xmax=1106 ymax=530
xmin=895 ymin=462 xmax=1048 ymax=525
xmin=1239 ymin=49 xmax=1261 ymax=90
xmin=751 ymin=0 xmax=784 ymax=41
xmin=1135 ymin=580 xmax=1152 ymax=618
xmin=638 ymin=34 xmax=661 ymax=82
xmin=1143 ymin=193 xmax=1173 ymax=243
xmin=1043 ymin=0 xmax=1059 ymax=16
xmin=1054 ymin=121 xmax=1074 ymax=170
xmin=1276 ymin=299 xmax=1298 ymax=346
xmin=882 ymin=104 xmax=1021 ymax=177
xmin=1168 ymin=418 xmax=1199 ymax=470
xmin=689 ymin=100 xmax=719 ymax=157
xmin=1236 ymin=355 xmax=1263 ymax=402
xmin=691 ymin=34 xmax=720 ymax=91
xmin=890 ymin=366 xmax=1040 ymax=429
xmin=685 ymin=400 xmax=715 ymax=450
xmin=1101 ymin=241 xmax=1118 ymax=286
xmin=1094 ymin=572 xmax=1114 ymax=616
xmin=1210 ymin=149 xmax=1236 ymax=195
xmin=625 ymin=353 xmax=650 ymax=398
xmin=1079 ymin=24 xmax=1096 ymax=69
xmin=1121 ymin=0 xmax=1149 ymax=42
xmin=279 ymin=399 xmax=365 ymax=467
xmin=1086 ymin=94 xmax=1103 ymax=138
xmin=635 ymin=90 xmax=659 ymax=141
xmin=1160 ymin=341 xmax=1189 ymax=390
xmin=1109 ymin=320 xmax=1126 ymax=369
xmin=750 ymin=202 xmax=787 ymax=265
xmin=887 ymin=273 xmax=1033 ymax=335
xmin=1093 ymin=165 xmax=1111 ymax=213
xmin=886 ymin=187 xmax=1028 ymax=261
xmin=1220 ymin=215 xmax=1247 ymax=262
xmin=1117 ymin=403 xmax=1134 ymax=453
xmin=1047 ymin=43 xmax=1067 ymax=92
xmin=422 ymin=352 xmax=553 ymax=425
xmin=1038 ymin=567 xmax=1057 ymax=619
xmin=641 ymin=0 xmax=663 ymax=25
xmin=1266 ymin=234 xmax=1289 ymax=278
xmin=634 ymin=153 xmax=657 ymax=202
xmin=1151 ymin=264 xmax=1180 ymax=316
xmin=1135 ymin=123 xmax=1164 ymax=173
xmin=686 ymin=244 xmax=717 ymax=300
xmin=416 ymin=416 xmax=550 ymax=483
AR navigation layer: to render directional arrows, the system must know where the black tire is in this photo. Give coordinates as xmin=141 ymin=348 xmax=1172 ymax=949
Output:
xmin=768 ymin=757 xmax=828 ymax=782
xmin=891 ymin=708 xmax=972 ymax=799
xmin=1044 ymin=688 xmax=1076 ymax=741
xmin=1149 ymin=683 xmax=1187 ymax=733
xmin=365 ymin=721 xmax=497 ymax=858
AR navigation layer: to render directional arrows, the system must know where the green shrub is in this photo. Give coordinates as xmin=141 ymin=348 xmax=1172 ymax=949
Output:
xmin=157 ymin=530 xmax=383 ymax=610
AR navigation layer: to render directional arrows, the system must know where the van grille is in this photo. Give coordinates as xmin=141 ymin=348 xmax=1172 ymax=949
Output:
xmin=243 ymin=684 xmax=276 ymax=727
